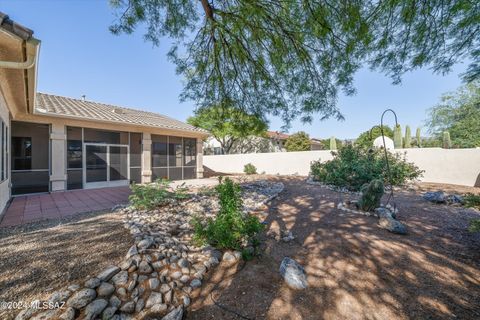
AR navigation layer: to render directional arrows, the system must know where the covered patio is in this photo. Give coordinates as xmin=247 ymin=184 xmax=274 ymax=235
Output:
xmin=0 ymin=186 xmax=130 ymax=227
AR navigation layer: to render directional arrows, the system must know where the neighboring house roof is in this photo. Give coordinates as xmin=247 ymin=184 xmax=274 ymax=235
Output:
xmin=35 ymin=93 xmax=209 ymax=135
xmin=0 ymin=12 xmax=34 ymax=40
xmin=266 ymin=131 xmax=290 ymax=140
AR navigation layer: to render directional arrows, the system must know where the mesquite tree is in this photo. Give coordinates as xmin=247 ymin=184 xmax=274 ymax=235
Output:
xmin=110 ymin=0 xmax=480 ymax=124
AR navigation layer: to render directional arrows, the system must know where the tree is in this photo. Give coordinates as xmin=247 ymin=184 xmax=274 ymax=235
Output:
xmin=284 ymin=132 xmax=311 ymax=152
xmin=109 ymin=1 xmax=479 ymax=124
xmin=425 ymin=81 xmax=480 ymax=148
xmin=187 ymin=104 xmax=267 ymax=154
xmin=355 ymin=126 xmax=393 ymax=149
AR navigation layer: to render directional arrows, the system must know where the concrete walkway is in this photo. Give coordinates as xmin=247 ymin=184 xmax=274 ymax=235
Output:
xmin=0 ymin=186 xmax=131 ymax=228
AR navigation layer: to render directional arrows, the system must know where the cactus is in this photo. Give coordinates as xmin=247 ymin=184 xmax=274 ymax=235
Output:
xmin=443 ymin=131 xmax=452 ymax=149
xmin=357 ymin=179 xmax=385 ymax=212
xmin=416 ymin=127 xmax=421 ymax=147
xmin=393 ymin=125 xmax=403 ymax=149
xmin=404 ymin=125 xmax=411 ymax=148
xmin=329 ymin=136 xmax=337 ymax=150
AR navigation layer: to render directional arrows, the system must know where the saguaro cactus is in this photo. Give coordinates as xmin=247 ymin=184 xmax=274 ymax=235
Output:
xmin=394 ymin=125 xmax=403 ymax=149
xmin=329 ymin=136 xmax=337 ymax=150
xmin=404 ymin=125 xmax=411 ymax=148
xmin=416 ymin=127 xmax=421 ymax=147
xmin=443 ymin=131 xmax=452 ymax=149
xmin=357 ymin=179 xmax=385 ymax=212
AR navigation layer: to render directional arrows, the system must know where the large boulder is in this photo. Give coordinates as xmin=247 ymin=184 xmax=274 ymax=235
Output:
xmin=279 ymin=257 xmax=308 ymax=290
xmin=423 ymin=191 xmax=446 ymax=203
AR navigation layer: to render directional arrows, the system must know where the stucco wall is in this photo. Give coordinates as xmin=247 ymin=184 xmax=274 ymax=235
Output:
xmin=0 ymin=90 xmax=11 ymax=216
xmin=204 ymin=148 xmax=480 ymax=187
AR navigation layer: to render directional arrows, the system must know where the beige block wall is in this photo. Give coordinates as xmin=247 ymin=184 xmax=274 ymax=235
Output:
xmin=0 ymin=90 xmax=10 ymax=216
xmin=204 ymin=148 xmax=480 ymax=187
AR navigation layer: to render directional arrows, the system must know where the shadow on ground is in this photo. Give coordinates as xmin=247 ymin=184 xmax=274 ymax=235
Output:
xmin=188 ymin=177 xmax=480 ymax=320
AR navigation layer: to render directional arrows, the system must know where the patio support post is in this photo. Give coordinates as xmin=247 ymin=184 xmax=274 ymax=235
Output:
xmin=196 ymin=137 xmax=204 ymax=178
xmin=142 ymin=133 xmax=152 ymax=183
xmin=50 ymin=122 xmax=67 ymax=191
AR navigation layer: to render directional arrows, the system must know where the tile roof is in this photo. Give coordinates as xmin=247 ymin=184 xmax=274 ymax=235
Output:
xmin=0 ymin=12 xmax=34 ymax=40
xmin=34 ymin=93 xmax=209 ymax=135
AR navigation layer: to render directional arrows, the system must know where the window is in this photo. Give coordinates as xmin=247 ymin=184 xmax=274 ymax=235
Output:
xmin=12 ymin=137 xmax=32 ymax=170
xmin=183 ymin=138 xmax=196 ymax=166
xmin=152 ymin=135 xmax=168 ymax=167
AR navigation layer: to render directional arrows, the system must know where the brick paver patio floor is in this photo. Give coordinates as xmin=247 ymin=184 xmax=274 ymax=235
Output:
xmin=0 ymin=186 xmax=131 ymax=227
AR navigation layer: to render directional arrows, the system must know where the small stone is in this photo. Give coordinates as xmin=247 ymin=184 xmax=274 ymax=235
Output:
xmin=47 ymin=290 xmax=71 ymax=304
xmin=152 ymin=261 xmax=164 ymax=270
xmin=183 ymin=296 xmax=191 ymax=306
xmin=171 ymin=271 xmax=182 ymax=280
xmin=84 ymin=277 xmax=101 ymax=289
xmin=190 ymin=279 xmax=202 ymax=288
xmin=178 ymin=258 xmax=189 ymax=268
xmin=138 ymin=238 xmax=154 ymax=249
xmin=84 ymin=299 xmax=108 ymax=320
xmin=109 ymin=295 xmax=122 ymax=308
xmin=126 ymin=245 xmax=138 ymax=259
xmin=145 ymin=292 xmax=163 ymax=308
xmin=135 ymin=299 xmax=145 ymax=313
xmin=179 ymin=275 xmax=190 ymax=283
xmin=138 ymin=261 xmax=153 ymax=274
xmin=161 ymin=306 xmax=183 ymax=320
xmin=67 ymin=284 xmax=80 ymax=292
xmin=102 ymin=306 xmax=117 ymax=320
xmin=30 ymin=309 xmax=59 ymax=320
xmin=164 ymin=290 xmax=173 ymax=304
xmin=66 ymin=288 xmax=97 ymax=309
xmin=111 ymin=271 xmax=129 ymax=286
xmin=120 ymin=301 xmax=135 ymax=313
xmin=97 ymin=266 xmax=121 ymax=281
xmin=117 ymin=287 xmax=127 ymax=297
xmin=58 ymin=307 xmax=75 ymax=320
xmin=97 ymin=282 xmax=115 ymax=297
xmin=149 ymin=278 xmax=160 ymax=290
xmin=160 ymin=284 xmax=170 ymax=294
xmin=279 ymin=257 xmax=308 ymax=290
xmin=378 ymin=216 xmax=408 ymax=234
xmin=150 ymin=304 xmax=168 ymax=313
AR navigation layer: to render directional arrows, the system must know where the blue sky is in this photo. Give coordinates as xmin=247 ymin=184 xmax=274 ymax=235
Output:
xmin=2 ymin=0 xmax=467 ymax=139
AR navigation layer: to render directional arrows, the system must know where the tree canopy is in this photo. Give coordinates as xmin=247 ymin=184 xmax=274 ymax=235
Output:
xmin=110 ymin=0 xmax=480 ymax=124
xmin=355 ymin=126 xmax=394 ymax=149
xmin=425 ymin=81 xmax=480 ymax=148
xmin=284 ymin=131 xmax=311 ymax=152
xmin=187 ymin=104 xmax=268 ymax=154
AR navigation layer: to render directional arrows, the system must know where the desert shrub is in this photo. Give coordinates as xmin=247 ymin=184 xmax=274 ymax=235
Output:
xmin=464 ymin=193 xmax=480 ymax=209
xmin=192 ymin=177 xmax=264 ymax=253
xmin=244 ymin=163 xmax=257 ymax=175
xmin=310 ymin=144 xmax=423 ymax=191
xmin=129 ymin=179 xmax=189 ymax=210
xmin=469 ymin=219 xmax=480 ymax=232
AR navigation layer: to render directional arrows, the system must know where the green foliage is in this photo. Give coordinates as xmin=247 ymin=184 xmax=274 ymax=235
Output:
xmin=329 ymin=136 xmax=337 ymax=150
xmin=355 ymin=126 xmax=393 ymax=149
xmin=109 ymin=1 xmax=480 ymax=125
xmin=394 ymin=125 xmax=403 ymax=149
xmin=284 ymin=131 xmax=311 ymax=152
xmin=404 ymin=126 xmax=412 ymax=148
xmin=469 ymin=219 xmax=480 ymax=233
xmin=129 ymin=179 xmax=189 ymax=210
xmin=357 ymin=179 xmax=384 ymax=212
xmin=243 ymin=163 xmax=257 ymax=175
xmin=464 ymin=193 xmax=480 ymax=210
xmin=192 ymin=178 xmax=264 ymax=251
xmin=310 ymin=144 xmax=423 ymax=191
xmin=443 ymin=131 xmax=452 ymax=149
xmin=426 ymin=82 xmax=480 ymax=148
xmin=187 ymin=103 xmax=268 ymax=154
xmin=415 ymin=127 xmax=422 ymax=147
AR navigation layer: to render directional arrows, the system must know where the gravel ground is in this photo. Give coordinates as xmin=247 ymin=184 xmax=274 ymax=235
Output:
xmin=188 ymin=177 xmax=480 ymax=320
xmin=0 ymin=210 xmax=133 ymax=320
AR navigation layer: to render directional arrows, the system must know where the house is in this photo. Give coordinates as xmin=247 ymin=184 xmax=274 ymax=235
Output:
xmin=204 ymin=130 xmax=323 ymax=154
xmin=0 ymin=12 xmax=208 ymax=214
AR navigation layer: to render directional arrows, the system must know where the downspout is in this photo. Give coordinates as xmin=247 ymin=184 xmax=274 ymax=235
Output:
xmin=0 ymin=53 xmax=35 ymax=69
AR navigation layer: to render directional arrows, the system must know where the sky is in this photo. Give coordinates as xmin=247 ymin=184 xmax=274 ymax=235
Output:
xmin=1 ymin=0 xmax=467 ymax=139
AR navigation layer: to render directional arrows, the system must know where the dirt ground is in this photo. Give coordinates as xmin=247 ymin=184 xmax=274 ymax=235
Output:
xmin=188 ymin=177 xmax=480 ymax=320
xmin=0 ymin=211 xmax=132 ymax=320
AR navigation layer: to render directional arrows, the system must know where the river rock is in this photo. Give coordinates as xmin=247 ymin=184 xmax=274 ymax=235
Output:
xmin=279 ymin=257 xmax=308 ymax=290
xmin=145 ymin=292 xmax=163 ymax=308
xmin=66 ymin=288 xmax=97 ymax=309
xmin=97 ymin=282 xmax=115 ymax=297
xmin=97 ymin=266 xmax=121 ymax=281
xmin=111 ymin=271 xmax=129 ymax=286
xmin=84 ymin=299 xmax=108 ymax=320
xmin=378 ymin=216 xmax=408 ymax=234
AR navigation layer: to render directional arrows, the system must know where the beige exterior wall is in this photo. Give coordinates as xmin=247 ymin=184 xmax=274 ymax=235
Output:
xmin=0 ymin=89 xmax=10 ymax=216
xmin=204 ymin=148 xmax=480 ymax=187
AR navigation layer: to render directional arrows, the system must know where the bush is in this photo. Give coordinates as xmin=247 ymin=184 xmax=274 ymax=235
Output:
xmin=464 ymin=193 xmax=480 ymax=209
xmin=284 ymin=131 xmax=311 ymax=151
xmin=358 ymin=179 xmax=384 ymax=211
xmin=192 ymin=178 xmax=264 ymax=254
xmin=129 ymin=179 xmax=189 ymax=210
xmin=310 ymin=144 xmax=423 ymax=191
xmin=469 ymin=219 xmax=480 ymax=232
xmin=244 ymin=163 xmax=257 ymax=175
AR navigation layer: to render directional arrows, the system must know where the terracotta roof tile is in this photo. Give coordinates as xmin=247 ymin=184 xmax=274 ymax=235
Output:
xmin=35 ymin=93 xmax=208 ymax=135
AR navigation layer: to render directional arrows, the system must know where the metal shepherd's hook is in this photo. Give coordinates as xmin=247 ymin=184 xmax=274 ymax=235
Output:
xmin=369 ymin=109 xmax=399 ymax=211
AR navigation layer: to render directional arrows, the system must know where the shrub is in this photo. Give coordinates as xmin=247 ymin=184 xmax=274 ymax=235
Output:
xmin=284 ymin=131 xmax=311 ymax=151
xmin=244 ymin=163 xmax=257 ymax=175
xmin=310 ymin=144 xmax=423 ymax=191
xmin=464 ymin=193 xmax=480 ymax=209
xmin=192 ymin=178 xmax=264 ymax=253
xmin=357 ymin=179 xmax=384 ymax=211
xmin=129 ymin=179 xmax=189 ymax=210
xmin=355 ymin=125 xmax=393 ymax=149
xmin=469 ymin=219 xmax=480 ymax=232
